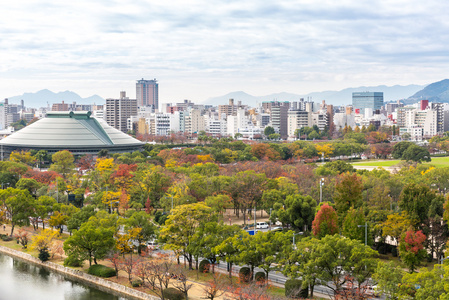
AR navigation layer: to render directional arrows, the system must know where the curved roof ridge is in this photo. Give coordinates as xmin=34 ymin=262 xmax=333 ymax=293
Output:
xmin=76 ymin=118 xmax=113 ymax=145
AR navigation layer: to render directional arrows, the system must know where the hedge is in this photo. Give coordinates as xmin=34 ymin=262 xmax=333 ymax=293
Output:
xmin=163 ymin=287 xmax=185 ymax=300
xmin=239 ymin=267 xmax=251 ymax=282
xmin=199 ymin=259 xmax=210 ymax=273
xmin=87 ymin=264 xmax=117 ymax=278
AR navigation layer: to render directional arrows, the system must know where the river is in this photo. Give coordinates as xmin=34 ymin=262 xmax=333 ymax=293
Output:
xmin=0 ymin=253 xmax=130 ymax=300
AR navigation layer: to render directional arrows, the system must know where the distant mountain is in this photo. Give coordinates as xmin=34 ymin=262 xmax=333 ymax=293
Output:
xmin=206 ymin=84 xmax=425 ymax=107
xmin=6 ymin=89 xmax=104 ymax=108
xmin=406 ymin=79 xmax=449 ymax=104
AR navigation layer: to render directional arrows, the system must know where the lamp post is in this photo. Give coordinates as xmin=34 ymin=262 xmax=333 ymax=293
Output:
xmin=269 ymin=208 xmax=272 ymax=231
xmin=358 ymin=222 xmax=368 ymax=246
xmin=319 ymin=178 xmax=324 ymax=204
xmin=292 ymin=232 xmax=303 ymax=250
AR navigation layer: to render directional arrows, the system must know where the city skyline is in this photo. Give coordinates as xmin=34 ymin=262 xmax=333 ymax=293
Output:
xmin=2 ymin=1 xmax=449 ymax=102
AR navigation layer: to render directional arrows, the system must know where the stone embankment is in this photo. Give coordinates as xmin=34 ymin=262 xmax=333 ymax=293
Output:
xmin=0 ymin=245 xmax=159 ymax=300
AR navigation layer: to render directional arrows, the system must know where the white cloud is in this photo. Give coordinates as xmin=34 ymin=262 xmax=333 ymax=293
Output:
xmin=1 ymin=0 xmax=449 ymax=102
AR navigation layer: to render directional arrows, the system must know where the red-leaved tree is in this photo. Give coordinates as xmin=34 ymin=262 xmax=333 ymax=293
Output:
xmin=312 ymin=203 xmax=339 ymax=238
xmin=399 ymin=229 xmax=427 ymax=273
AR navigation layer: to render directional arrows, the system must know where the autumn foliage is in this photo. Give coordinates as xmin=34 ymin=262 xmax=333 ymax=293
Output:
xmin=312 ymin=204 xmax=339 ymax=238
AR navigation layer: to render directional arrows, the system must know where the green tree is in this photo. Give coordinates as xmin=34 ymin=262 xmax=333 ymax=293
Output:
xmin=400 ymin=265 xmax=449 ymax=299
xmin=264 ymin=126 xmax=275 ymax=137
xmin=276 ymin=194 xmax=316 ymax=231
xmin=16 ymin=178 xmax=41 ymax=195
xmin=50 ymin=150 xmax=75 ymax=178
xmin=402 ymin=144 xmax=431 ymax=163
xmin=159 ymin=203 xmax=217 ymax=269
xmin=291 ymin=235 xmax=377 ymax=297
xmin=0 ymin=188 xmax=34 ymax=236
xmin=334 ymin=172 xmax=363 ymax=223
xmin=67 ymin=205 xmax=96 ymax=232
xmin=63 ymin=215 xmax=116 ymax=266
xmin=391 ymin=141 xmax=413 ymax=159
xmin=125 ymin=211 xmax=157 ymax=253
xmin=342 ymin=207 xmax=366 ymax=244
xmin=373 ymin=261 xmax=404 ymax=300
xmin=399 ymin=183 xmax=440 ymax=228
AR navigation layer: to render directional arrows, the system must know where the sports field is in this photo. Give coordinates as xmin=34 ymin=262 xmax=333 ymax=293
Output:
xmin=351 ymin=156 xmax=449 ymax=168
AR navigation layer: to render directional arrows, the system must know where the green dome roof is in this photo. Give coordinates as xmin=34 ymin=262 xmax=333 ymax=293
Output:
xmin=0 ymin=111 xmax=143 ymax=155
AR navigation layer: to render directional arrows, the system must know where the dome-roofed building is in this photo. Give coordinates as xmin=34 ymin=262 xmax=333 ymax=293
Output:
xmin=0 ymin=111 xmax=144 ymax=157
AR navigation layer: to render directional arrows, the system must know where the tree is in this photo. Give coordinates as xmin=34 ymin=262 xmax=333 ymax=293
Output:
xmin=392 ymin=141 xmax=413 ymax=159
xmin=30 ymin=229 xmax=60 ymax=252
xmin=333 ymin=172 xmax=363 ymax=222
xmin=373 ymin=261 xmax=404 ymax=300
xmin=0 ymin=188 xmax=34 ymax=236
xmin=399 ymin=229 xmax=427 ymax=273
xmin=402 ymin=144 xmax=431 ymax=163
xmin=10 ymin=150 xmax=36 ymax=166
xmin=63 ymin=216 xmax=116 ymax=266
xmin=342 ymin=207 xmax=366 ymax=243
xmin=50 ymin=150 xmax=75 ymax=178
xmin=16 ymin=178 xmax=41 ymax=195
xmin=125 ymin=211 xmax=157 ymax=254
xmin=67 ymin=205 xmax=96 ymax=232
xmin=290 ymin=235 xmax=378 ymax=298
xmin=399 ymin=183 xmax=439 ymax=227
xmin=264 ymin=126 xmax=275 ymax=137
xmin=400 ymin=265 xmax=449 ymax=299
xmin=312 ymin=203 xmax=338 ymax=238
xmin=275 ymin=194 xmax=316 ymax=231
xmin=380 ymin=211 xmax=413 ymax=246
xmin=159 ymin=203 xmax=216 ymax=269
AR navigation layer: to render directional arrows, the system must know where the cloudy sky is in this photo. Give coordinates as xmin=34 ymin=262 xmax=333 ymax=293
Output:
xmin=1 ymin=0 xmax=449 ymax=103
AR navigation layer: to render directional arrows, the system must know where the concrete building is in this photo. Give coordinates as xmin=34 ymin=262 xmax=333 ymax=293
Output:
xmin=136 ymin=78 xmax=159 ymax=109
xmin=184 ymin=109 xmax=205 ymax=134
xmin=270 ymin=102 xmax=290 ymax=138
xmin=105 ymin=91 xmax=137 ymax=132
xmin=352 ymin=92 xmax=384 ymax=115
xmin=288 ymin=110 xmax=311 ymax=138
xmin=205 ymin=115 xmax=227 ymax=136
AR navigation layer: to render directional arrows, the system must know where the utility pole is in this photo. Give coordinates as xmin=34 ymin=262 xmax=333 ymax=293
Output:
xmin=319 ymin=178 xmax=324 ymax=204
xmin=358 ymin=222 xmax=368 ymax=246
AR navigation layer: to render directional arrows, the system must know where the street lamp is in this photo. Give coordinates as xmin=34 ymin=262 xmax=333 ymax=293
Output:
xmin=292 ymin=232 xmax=303 ymax=250
xmin=319 ymin=178 xmax=324 ymax=204
xmin=358 ymin=222 xmax=368 ymax=246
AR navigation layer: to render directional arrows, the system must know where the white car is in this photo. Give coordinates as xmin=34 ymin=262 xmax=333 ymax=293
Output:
xmin=147 ymin=240 xmax=160 ymax=250
xmin=256 ymin=222 xmax=269 ymax=229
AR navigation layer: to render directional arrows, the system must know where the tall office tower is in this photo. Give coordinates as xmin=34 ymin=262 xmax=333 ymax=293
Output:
xmin=105 ymin=91 xmax=137 ymax=132
xmin=136 ymin=78 xmax=159 ymax=109
xmin=352 ymin=92 xmax=383 ymax=114
xmin=431 ymin=102 xmax=444 ymax=133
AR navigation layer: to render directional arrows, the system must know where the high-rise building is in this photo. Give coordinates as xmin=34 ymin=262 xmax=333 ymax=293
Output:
xmin=136 ymin=78 xmax=159 ymax=109
xmin=352 ymin=92 xmax=384 ymax=114
xmin=105 ymin=91 xmax=137 ymax=132
xmin=269 ymin=101 xmax=290 ymax=138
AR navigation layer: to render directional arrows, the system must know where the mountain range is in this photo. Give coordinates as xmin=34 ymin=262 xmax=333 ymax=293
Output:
xmin=7 ymin=79 xmax=449 ymax=108
xmin=205 ymin=84 xmax=425 ymax=107
xmin=6 ymin=89 xmax=104 ymax=108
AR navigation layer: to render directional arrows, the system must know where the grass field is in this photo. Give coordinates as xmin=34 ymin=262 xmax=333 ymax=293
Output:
xmin=351 ymin=156 xmax=449 ymax=168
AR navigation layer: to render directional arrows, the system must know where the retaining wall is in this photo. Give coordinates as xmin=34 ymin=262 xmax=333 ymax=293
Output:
xmin=0 ymin=245 xmax=160 ymax=300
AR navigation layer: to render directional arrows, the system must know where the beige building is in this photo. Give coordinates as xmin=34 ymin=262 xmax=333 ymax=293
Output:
xmin=288 ymin=110 xmax=311 ymax=137
xmin=105 ymin=91 xmax=137 ymax=132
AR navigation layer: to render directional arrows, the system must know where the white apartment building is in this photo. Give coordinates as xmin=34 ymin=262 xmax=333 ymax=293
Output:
xmin=288 ymin=110 xmax=311 ymax=137
xmin=184 ymin=109 xmax=205 ymax=134
xmin=205 ymin=115 xmax=227 ymax=136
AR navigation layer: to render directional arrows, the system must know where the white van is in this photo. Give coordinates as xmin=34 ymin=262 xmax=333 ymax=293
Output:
xmin=147 ymin=239 xmax=160 ymax=250
xmin=256 ymin=222 xmax=269 ymax=229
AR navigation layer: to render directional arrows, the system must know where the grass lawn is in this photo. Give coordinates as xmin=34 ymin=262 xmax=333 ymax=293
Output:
xmin=352 ymin=156 xmax=449 ymax=168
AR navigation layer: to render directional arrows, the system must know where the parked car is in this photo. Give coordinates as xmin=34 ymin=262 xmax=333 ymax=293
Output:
xmin=147 ymin=239 xmax=160 ymax=250
xmin=256 ymin=222 xmax=269 ymax=229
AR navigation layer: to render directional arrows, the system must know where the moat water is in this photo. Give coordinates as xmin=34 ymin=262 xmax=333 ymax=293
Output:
xmin=0 ymin=253 xmax=130 ymax=300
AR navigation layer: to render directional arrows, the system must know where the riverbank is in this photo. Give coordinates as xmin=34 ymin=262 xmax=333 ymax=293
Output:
xmin=0 ymin=245 xmax=159 ymax=300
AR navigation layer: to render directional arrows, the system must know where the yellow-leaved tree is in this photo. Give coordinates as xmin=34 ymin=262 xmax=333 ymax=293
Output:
xmin=31 ymin=229 xmax=60 ymax=254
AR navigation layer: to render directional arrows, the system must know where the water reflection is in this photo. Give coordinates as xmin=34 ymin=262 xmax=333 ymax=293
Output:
xmin=0 ymin=253 xmax=129 ymax=300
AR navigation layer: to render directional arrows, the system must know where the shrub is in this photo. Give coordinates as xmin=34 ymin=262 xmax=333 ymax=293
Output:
xmin=64 ymin=254 xmax=84 ymax=267
xmin=163 ymin=287 xmax=185 ymax=300
xmin=199 ymin=259 xmax=210 ymax=273
xmin=131 ymin=279 xmax=143 ymax=287
xmin=87 ymin=264 xmax=117 ymax=278
xmin=285 ymin=279 xmax=308 ymax=298
xmin=239 ymin=267 xmax=251 ymax=282
xmin=255 ymin=271 xmax=265 ymax=283
xmin=38 ymin=248 xmax=50 ymax=262
xmin=392 ymin=246 xmax=398 ymax=257
xmin=1 ymin=234 xmax=13 ymax=241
